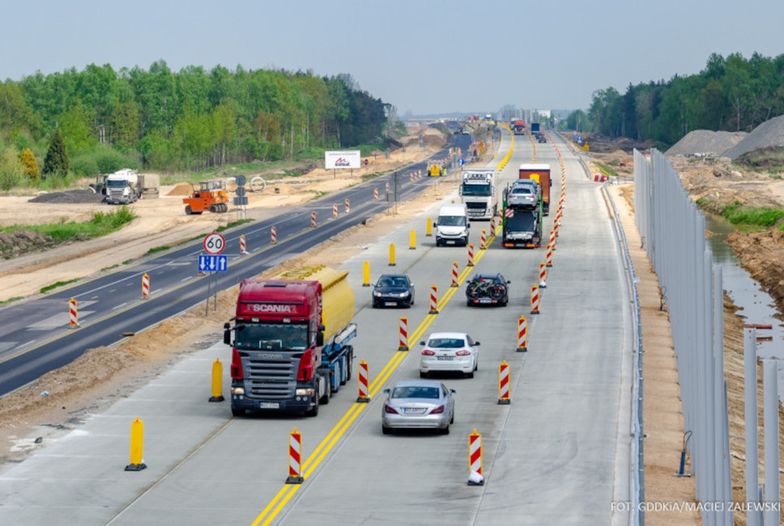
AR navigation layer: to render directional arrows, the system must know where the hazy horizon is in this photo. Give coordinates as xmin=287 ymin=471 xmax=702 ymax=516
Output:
xmin=2 ymin=0 xmax=783 ymax=114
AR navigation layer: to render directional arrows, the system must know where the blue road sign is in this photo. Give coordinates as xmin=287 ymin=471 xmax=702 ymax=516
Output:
xmin=198 ymin=255 xmax=228 ymax=272
xmin=459 ymin=158 xmax=464 ymax=166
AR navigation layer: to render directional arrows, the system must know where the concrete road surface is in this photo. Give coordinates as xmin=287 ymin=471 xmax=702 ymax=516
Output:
xmin=0 ymin=131 xmax=633 ymax=525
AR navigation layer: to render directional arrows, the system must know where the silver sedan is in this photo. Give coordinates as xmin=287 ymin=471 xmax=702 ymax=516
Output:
xmin=381 ymin=380 xmax=455 ymax=435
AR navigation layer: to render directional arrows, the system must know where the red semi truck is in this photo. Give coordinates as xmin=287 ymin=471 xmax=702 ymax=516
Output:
xmin=512 ymin=120 xmax=526 ymax=135
xmin=518 ymin=163 xmax=551 ymax=215
xmin=224 ymin=266 xmax=356 ymax=417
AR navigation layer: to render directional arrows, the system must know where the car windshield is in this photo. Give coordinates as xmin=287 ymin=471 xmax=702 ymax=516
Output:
xmin=475 ymin=276 xmax=501 ymax=284
xmin=427 ymin=337 xmax=465 ymax=348
xmin=511 ymin=187 xmax=532 ymax=195
xmin=391 ymin=386 xmax=440 ymax=399
xmin=378 ymin=276 xmax=408 ymax=288
xmin=461 ymin=183 xmax=492 ymax=196
xmin=234 ymin=323 xmax=308 ymax=351
xmin=107 ymin=179 xmax=128 ymax=188
xmin=438 ymin=215 xmax=466 ymax=226
xmin=506 ymin=211 xmax=536 ymax=231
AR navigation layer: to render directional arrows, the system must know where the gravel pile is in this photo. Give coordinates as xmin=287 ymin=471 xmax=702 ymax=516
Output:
xmin=666 ymin=130 xmax=747 ymax=156
xmin=0 ymin=231 xmax=56 ymax=259
xmin=724 ymin=114 xmax=784 ymax=159
xmin=29 ymin=189 xmax=103 ymax=204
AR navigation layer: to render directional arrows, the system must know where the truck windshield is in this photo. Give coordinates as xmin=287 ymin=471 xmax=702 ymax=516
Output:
xmin=234 ymin=323 xmax=308 ymax=351
xmin=107 ymin=180 xmax=128 ymax=188
xmin=461 ymin=184 xmax=492 ymax=196
xmin=506 ymin=211 xmax=535 ymax=232
xmin=438 ymin=215 xmax=466 ymax=226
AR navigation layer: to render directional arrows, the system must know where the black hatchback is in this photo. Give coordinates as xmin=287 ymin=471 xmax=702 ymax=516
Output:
xmin=466 ymin=273 xmax=510 ymax=306
xmin=372 ymin=274 xmax=415 ymax=308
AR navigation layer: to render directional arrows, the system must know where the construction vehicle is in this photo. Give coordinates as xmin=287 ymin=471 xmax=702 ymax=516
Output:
xmin=183 ymin=179 xmax=229 ymax=214
xmin=427 ymin=161 xmax=443 ymax=177
xmin=501 ymin=184 xmax=542 ymax=248
xmin=224 ymin=266 xmax=357 ymax=417
xmin=518 ymin=163 xmax=551 ymax=215
xmin=102 ymin=169 xmax=159 ymax=204
xmin=460 ymin=170 xmax=497 ymax=220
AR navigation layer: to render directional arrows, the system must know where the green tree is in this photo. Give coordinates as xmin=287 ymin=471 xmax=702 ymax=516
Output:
xmin=59 ymin=99 xmax=96 ymax=153
xmin=0 ymin=147 xmax=24 ymax=190
xmin=43 ymin=128 xmax=69 ymax=176
xmin=19 ymin=147 xmax=40 ymax=180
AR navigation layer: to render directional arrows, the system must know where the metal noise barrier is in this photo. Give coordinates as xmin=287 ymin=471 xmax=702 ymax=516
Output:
xmin=634 ymin=149 xmax=733 ymax=526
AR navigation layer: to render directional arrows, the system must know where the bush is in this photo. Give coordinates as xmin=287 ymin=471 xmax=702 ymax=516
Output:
xmin=0 ymin=147 xmax=24 ymax=190
xmin=71 ymin=145 xmax=140 ymax=176
xmin=721 ymin=203 xmax=784 ymax=227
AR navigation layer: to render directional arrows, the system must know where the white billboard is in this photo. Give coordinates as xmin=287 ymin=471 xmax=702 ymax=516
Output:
xmin=325 ymin=150 xmax=361 ymax=169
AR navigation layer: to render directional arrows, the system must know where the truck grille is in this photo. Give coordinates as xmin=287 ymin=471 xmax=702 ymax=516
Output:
xmin=465 ymin=202 xmax=486 ymax=209
xmin=241 ymin=352 xmax=298 ymax=399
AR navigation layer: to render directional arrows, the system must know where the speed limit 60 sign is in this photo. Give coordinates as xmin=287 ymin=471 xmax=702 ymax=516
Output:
xmin=203 ymin=232 xmax=226 ymax=255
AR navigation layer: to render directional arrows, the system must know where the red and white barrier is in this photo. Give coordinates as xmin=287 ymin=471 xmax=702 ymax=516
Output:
xmin=373 ymin=187 xmax=379 ymax=201
xmin=498 ymin=361 xmax=510 ymax=405
xmin=539 ymin=262 xmax=547 ymax=288
xmin=271 ymin=226 xmax=278 ymax=244
xmin=68 ymin=298 xmax=79 ymax=328
xmin=516 ymin=315 xmax=528 ymax=352
xmin=310 ymin=211 xmax=317 ymax=228
xmin=467 ymin=243 xmax=475 ymax=267
xmin=530 ymin=284 xmax=540 ymax=315
xmin=344 ymin=198 xmax=350 ymax=214
xmin=239 ymin=234 xmax=248 ymax=255
xmin=467 ymin=428 xmax=484 ymax=486
xmin=285 ymin=427 xmax=304 ymax=484
xmin=357 ymin=359 xmax=370 ymax=402
xmin=409 ymin=172 xmax=415 ymax=183
xmin=385 ymin=181 xmax=390 ymax=194
xmin=332 ymin=203 xmax=339 ymax=219
xmin=429 ymin=285 xmax=439 ymax=314
xmin=141 ymin=272 xmax=150 ymax=299
xmin=545 ymin=245 xmax=554 ymax=268
xmin=398 ymin=316 xmax=409 ymax=351
xmin=451 ymin=261 xmax=459 ymax=288
xmin=480 ymin=229 xmax=487 ymax=250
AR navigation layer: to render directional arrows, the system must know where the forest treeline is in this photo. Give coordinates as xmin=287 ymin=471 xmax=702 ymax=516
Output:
xmin=565 ymin=52 xmax=784 ymax=146
xmin=0 ymin=60 xmax=393 ymax=187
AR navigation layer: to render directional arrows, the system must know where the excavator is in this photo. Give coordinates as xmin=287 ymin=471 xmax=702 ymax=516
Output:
xmin=183 ymin=180 xmax=229 ymax=214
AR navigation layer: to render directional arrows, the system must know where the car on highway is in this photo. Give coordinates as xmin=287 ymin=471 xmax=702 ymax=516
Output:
xmin=506 ymin=184 xmax=538 ymax=207
xmin=466 ymin=273 xmax=510 ymax=306
xmin=419 ymin=332 xmax=480 ymax=378
xmin=372 ymin=274 xmax=415 ymax=308
xmin=381 ymin=380 xmax=455 ymax=435
xmin=513 ymin=178 xmax=540 ymax=199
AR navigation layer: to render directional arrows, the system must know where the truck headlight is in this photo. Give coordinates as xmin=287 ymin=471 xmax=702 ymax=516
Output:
xmin=296 ymin=388 xmax=315 ymax=396
xmin=232 ymin=387 xmax=245 ymax=395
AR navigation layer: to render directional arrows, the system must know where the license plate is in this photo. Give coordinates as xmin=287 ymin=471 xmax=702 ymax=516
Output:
xmin=479 ymin=298 xmax=491 ymax=303
xmin=403 ymin=407 xmax=426 ymax=414
xmin=446 ymin=240 xmax=456 ymax=245
xmin=259 ymin=402 xmax=279 ymax=409
xmin=437 ymin=355 xmax=454 ymax=360
xmin=385 ymin=301 xmax=397 ymax=306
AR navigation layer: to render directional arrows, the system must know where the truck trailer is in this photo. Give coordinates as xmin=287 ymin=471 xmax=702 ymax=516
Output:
xmin=460 ymin=170 xmax=497 ymax=220
xmin=103 ymin=169 xmax=159 ymax=204
xmin=501 ymin=184 xmax=542 ymax=248
xmin=225 ymin=266 xmax=356 ymax=417
xmin=518 ymin=163 xmax=551 ymax=215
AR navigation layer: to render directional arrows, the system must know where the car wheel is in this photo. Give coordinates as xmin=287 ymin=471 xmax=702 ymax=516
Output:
xmin=441 ymin=424 xmax=450 ymax=435
xmin=231 ymin=407 xmax=244 ymax=417
xmin=450 ymin=411 xmax=455 ymax=424
xmin=419 ymin=371 xmax=428 ymax=379
xmin=465 ymin=370 xmax=474 ymax=379
xmin=382 ymin=425 xmax=391 ymax=435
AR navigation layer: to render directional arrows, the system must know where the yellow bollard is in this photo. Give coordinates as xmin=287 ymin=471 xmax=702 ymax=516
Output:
xmin=125 ymin=416 xmax=147 ymax=471
xmin=425 ymin=217 xmax=433 ymax=237
xmin=388 ymin=243 xmax=396 ymax=266
xmin=209 ymin=358 xmax=224 ymax=402
xmin=362 ymin=260 xmax=371 ymax=287
xmin=409 ymin=228 xmax=416 ymax=250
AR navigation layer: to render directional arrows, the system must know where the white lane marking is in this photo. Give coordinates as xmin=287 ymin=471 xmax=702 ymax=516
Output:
xmin=180 ymin=277 xmax=191 ymax=283
xmin=112 ymin=302 xmax=128 ymax=311
xmin=21 ymin=339 xmax=36 ymax=347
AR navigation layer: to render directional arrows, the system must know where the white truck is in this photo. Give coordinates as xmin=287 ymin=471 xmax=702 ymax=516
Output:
xmin=459 ymin=170 xmax=497 ymax=220
xmin=104 ymin=169 xmax=159 ymax=204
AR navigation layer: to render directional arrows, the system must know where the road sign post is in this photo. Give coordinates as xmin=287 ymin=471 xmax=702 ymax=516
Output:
xmin=200 ymin=234 xmax=229 ymax=315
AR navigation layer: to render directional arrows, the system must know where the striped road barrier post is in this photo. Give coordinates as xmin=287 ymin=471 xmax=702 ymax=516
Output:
xmin=310 ymin=211 xmax=317 ymax=228
xmin=467 ymin=243 xmax=475 ymax=267
xmin=451 ymin=261 xmax=459 ymax=288
xmin=398 ymin=317 xmax=409 ymax=351
xmin=480 ymin=229 xmax=487 ymax=250
xmin=498 ymin=361 xmax=511 ymax=405
xmin=357 ymin=360 xmax=371 ymax=403
xmin=546 ymin=245 xmax=554 ymax=268
xmin=285 ymin=427 xmax=304 ymax=484
xmin=516 ymin=315 xmax=528 ymax=352
xmin=429 ymin=285 xmax=439 ymax=315
xmin=271 ymin=226 xmax=278 ymax=244
xmin=332 ymin=203 xmax=339 ymax=219
xmin=68 ymin=298 xmax=79 ymax=328
xmin=539 ymin=262 xmax=547 ymax=288
xmin=141 ymin=272 xmax=150 ymax=299
xmin=530 ymin=284 xmax=540 ymax=315
xmin=239 ymin=234 xmax=248 ymax=255
xmin=467 ymin=428 xmax=484 ymax=486
xmin=344 ymin=198 xmax=350 ymax=214
xmin=373 ymin=187 xmax=379 ymax=201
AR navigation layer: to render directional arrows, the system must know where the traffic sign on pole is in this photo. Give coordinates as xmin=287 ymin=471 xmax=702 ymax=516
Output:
xmin=203 ymin=233 xmax=226 ymax=255
xmin=198 ymin=255 xmax=229 ymax=272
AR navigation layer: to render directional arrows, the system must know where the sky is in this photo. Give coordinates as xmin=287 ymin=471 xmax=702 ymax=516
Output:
xmin=2 ymin=0 xmax=783 ymax=115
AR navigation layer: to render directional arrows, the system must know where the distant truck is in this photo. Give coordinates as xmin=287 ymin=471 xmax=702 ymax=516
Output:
xmin=512 ymin=120 xmax=526 ymax=135
xmin=460 ymin=170 xmax=497 ymax=220
xmin=518 ymin=163 xmax=551 ymax=215
xmin=225 ymin=266 xmax=357 ymax=417
xmin=530 ymin=122 xmax=541 ymax=134
xmin=501 ymin=185 xmax=542 ymax=248
xmin=103 ymin=169 xmax=159 ymax=204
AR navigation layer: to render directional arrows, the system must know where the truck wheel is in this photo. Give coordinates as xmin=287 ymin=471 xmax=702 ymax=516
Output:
xmin=306 ymin=395 xmax=319 ymax=417
xmin=340 ymin=356 xmax=348 ymax=385
xmin=231 ymin=407 xmax=244 ymax=417
xmin=185 ymin=205 xmax=193 ymax=215
xmin=319 ymin=374 xmax=330 ymax=405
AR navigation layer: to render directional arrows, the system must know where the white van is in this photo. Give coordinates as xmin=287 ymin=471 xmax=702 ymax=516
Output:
xmin=435 ymin=204 xmax=470 ymax=246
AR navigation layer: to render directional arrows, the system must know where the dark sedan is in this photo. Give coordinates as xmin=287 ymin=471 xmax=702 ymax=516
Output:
xmin=372 ymin=274 xmax=415 ymax=308
xmin=466 ymin=273 xmax=510 ymax=306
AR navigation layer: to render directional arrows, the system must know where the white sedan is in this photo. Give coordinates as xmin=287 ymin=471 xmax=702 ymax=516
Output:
xmin=419 ymin=332 xmax=480 ymax=378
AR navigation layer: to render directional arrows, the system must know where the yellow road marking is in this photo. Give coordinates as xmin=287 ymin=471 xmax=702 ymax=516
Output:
xmin=251 ymin=133 xmax=513 ymax=526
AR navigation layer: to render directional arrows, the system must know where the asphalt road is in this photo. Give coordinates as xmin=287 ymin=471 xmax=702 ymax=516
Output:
xmin=0 ymin=133 xmax=471 ymax=395
xmin=0 ymin=131 xmax=633 ymax=525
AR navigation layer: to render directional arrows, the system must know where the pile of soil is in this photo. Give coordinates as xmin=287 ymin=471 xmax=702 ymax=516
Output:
xmin=666 ymin=130 xmax=747 ymax=156
xmin=29 ymin=189 xmax=103 ymax=204
xmin=0 ymin=231 xmax=57 ymax=259
xmin=725 ymin=114 xmax=784 ymax=159
xmin=166 ymin=183 xmax=193 ymax=196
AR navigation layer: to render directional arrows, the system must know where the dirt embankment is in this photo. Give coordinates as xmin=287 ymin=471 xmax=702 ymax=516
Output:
xmin=726 ymin=229 xmax=784 ymax=316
